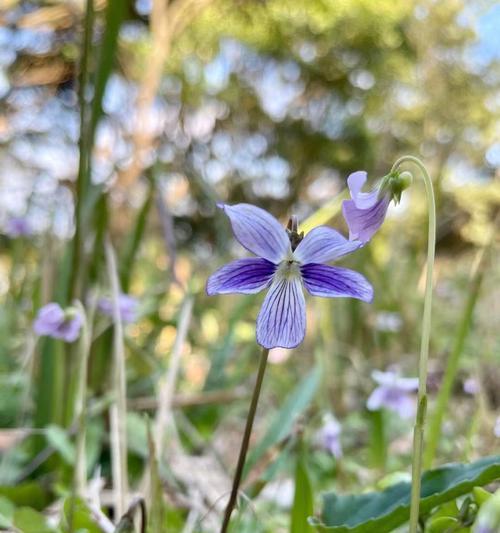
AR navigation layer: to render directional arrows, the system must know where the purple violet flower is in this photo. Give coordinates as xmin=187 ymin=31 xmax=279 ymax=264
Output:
xmin=98 ymin=294 xmax=139 ymax=324
xmin=33 ymin=303 xmax=83 ymax=343
xmin=207 ymin=203 xmax=373 ymax=349
xmin=319 ymin=415 xmax=343 ymax=459
xmin=342 ymin=170 xmax=412 ymax=243
xmin=366 ymin=369 xmax=419 ymax=419
xmin=463 ymin=377 xmax=480 ymax=395
xmin=5 ymin=216 xmax=33 ymax=238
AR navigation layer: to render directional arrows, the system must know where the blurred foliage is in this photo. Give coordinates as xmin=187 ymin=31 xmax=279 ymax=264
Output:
xmin=0 ymin=0 xmax=499 ymax=531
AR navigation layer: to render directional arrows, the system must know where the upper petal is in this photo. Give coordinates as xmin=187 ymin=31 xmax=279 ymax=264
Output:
xmin=256 ymin=276 xmax=306 ymax=349
xmin=366 ymin=386 xmax=386 ymax=411
xmin=293 ymin=226 xmax=361 ymax=265
xmin=342 ymin=195 xmax=390 ymax=243
xmin=207 ymin=258 xmax=276 ymax=295
xmin=347 ymin=171 xmax=379 ymax=209
xmin=33 ymin=303 xmax=64 ymax=335
xmin=219 ymin=203 xmax=290 ymax=263
xmin=301 ymin=264 xmax=373 ymax=302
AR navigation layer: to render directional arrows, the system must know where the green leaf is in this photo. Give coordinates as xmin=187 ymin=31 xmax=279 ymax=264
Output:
xmin=312 ymin=455 xmax=500 ymax=532
xmin=0 ymin=482 xmax=51 ymax=510
xmin=13 ymin=507 xmax=57 ymax=533
xmin=426 ymin=516 xmax=460 ymax=532
xmin=291 ymin=451 xmax=314 ymax=533
xmin=62 ymin=496 xmax=104 ymax=533
xmin=244 ymin=366 xmax=320 ymax=477
xmin=0 ymin=496 xmax=15 ymax=528
xmin=473 ymin=486 xmax=492 ymax=507
xmin=45 ymin=424 xmax=75 ymax=464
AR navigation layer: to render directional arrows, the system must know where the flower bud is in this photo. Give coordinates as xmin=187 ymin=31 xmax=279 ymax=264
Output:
xmin=379 ymin=170 xmax=413 ymax=205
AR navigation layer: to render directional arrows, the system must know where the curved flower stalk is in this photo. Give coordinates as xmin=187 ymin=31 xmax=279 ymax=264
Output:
xmin=342 ymin=157 xmax=435 ymax=532
xmin=208 ymin=203 xmax=373 ymax=349
xmin=389 ymin=156 xmax=436 ymax=533
xmin=208 ymin=203 xmax=374 ymax=532
xmin=33 ymin=303 xmax=83 ymax=342
xmin=342 ymin=169 xmax=412 ymax=243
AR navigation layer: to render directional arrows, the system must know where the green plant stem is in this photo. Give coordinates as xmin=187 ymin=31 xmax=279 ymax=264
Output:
xmin=220 ymin=347 xmax=269 ymax=533
xmin=69 ymin=0 xmax=94 ymax=303
xmin=424 ymin=246 xmax=488 ymax=468
xmin=391 ymin=156 xmax=436 ymax=533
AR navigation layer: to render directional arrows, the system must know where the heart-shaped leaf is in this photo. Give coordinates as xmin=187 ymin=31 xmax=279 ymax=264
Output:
xmin=311 ymin=455 xmax=500 ymax=532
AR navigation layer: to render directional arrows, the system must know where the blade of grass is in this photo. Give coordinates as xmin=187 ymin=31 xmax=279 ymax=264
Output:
xmin=105 ymin=237 xmax=129 ymax=517
xmin=291 ymin=440 xmax=314 ymax=533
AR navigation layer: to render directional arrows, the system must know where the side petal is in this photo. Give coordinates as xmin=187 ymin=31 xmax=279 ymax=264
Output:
xmin=207 ymin=258 xmax=276 ymax=295
xmin=301 ymin=264 xmax=373 ymax=303
xmin=342 ymin=195 xmax=390 ymax=243
xmin=256 ymin=277 xmax=306 ymax=349
xmin=347 ymin=171 xmax=379 ymax=209
xmin=219 ymin=203 xmax=290 ymax=263
xmin=293 ymin=226 xmax=362 ymax=264
xmin=366 ymin=387 xmax=386 ymax=411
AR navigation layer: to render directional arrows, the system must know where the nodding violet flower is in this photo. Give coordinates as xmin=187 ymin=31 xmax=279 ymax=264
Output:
xmin=33 ymin=303 xmax=83 ymax=342
xmin=98 ymin=294 xmax=139 ymax=324
xmin=318 ymin=415 xmax=343 ymax=459
xmin=207 ymin=203 xmax=373 ymax=349
xmin=367 ymin=369 xmax=419 ymax=419
xmin=342 ymin=170 xmax=412 ymax=243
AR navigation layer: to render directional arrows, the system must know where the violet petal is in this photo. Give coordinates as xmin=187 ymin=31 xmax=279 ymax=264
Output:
xmin=293 ymin=226 xmax=361 ymax=264
xmin=301 ymin=263 xmax=373 ymax=302
xmin=206 ymin=258 xmax=276 ymax=295
xmin=219 ymin=203 xmax=290 ymax=263
xmin=256 ymin=276 xmax=306 ymax=349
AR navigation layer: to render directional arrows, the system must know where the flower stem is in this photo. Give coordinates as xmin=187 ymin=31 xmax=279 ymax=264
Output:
xmin=220 ymin=347 xmax=269 ymax=533
xmin=391 ymin=156 xmax=436 ymax=533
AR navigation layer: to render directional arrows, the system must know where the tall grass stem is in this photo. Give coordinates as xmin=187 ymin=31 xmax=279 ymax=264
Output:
xmin=105 ymin=237 xmax=129 ymax=516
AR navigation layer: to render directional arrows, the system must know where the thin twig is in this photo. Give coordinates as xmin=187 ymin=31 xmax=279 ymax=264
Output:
xmin=105 ymin=236 xmax=129 ymax=517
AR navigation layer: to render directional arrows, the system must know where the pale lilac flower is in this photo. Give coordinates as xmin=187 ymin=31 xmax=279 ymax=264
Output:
xmin=5 ymin=216 xmax=32 ymax=238
xmin=33 ymin=303 xmax=83 ymax=342
xmin=319 ymin=415 xmax=342 ymax=459
xmin=342 ymin=170 xmax=411 ymax=243
xmin=366 ymin=369 xmax=419 ymax=419
xmin=207 ymin=203 xmax=373 ymax=349
xmin=98 ymin=294 xmax=139 ymax=324
xmin=463 ymin=377 xmax=480 ymax=396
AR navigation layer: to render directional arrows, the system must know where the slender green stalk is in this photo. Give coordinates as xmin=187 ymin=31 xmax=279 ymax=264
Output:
xmin=105 ymin=237 xmax=129 ymax=516
xmin=69 ymin=0 xmax=94 ymax=303
xmin=424 ymin=245 xmax=488 ymax=468
xmin=220 ymin=347 xmax=269 ymax=533
xmin=73 ymin=299 xmax=96 ymax=494
xmin=391 ymin=156 xmax=436 ymax=533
